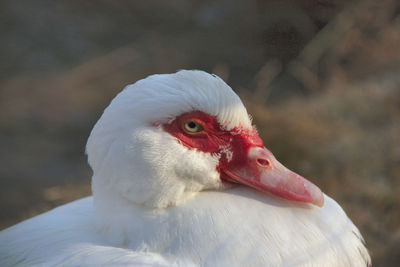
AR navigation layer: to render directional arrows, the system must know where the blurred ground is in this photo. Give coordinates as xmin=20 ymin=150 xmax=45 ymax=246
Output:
xmin=0 ymin=0 xmax=399 ymax=265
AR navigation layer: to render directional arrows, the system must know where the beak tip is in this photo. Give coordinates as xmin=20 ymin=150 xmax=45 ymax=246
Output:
xmin=305 ymin=182 xmax=325 ymax=207
xmin=313 ymin=194 xmax=325 ymax=207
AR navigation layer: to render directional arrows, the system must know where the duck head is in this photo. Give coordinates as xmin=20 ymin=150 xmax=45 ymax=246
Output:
xmin=86 ymin=70 xmax=323 ymax=209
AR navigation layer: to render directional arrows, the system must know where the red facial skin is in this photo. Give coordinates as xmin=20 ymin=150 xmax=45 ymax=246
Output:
xmin=162 ymin=111 xmax=324 ymax=207
xmin=163 ymin=111 xmax=263 ymax=174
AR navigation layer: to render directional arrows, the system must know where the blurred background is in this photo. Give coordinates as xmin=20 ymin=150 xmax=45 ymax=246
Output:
xmin=0 ymin=0 xmax=399 ymax=265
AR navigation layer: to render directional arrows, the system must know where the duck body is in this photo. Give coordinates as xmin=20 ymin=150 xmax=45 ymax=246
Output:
xmin=0 ymin=70 xmax=370 ymax=266
xmin=1 ymin=189 xmax=369 ymax=266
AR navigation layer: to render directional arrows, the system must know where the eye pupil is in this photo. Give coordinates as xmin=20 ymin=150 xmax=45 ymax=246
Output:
xmin=188 ymin=122 xmax=196 ymax=129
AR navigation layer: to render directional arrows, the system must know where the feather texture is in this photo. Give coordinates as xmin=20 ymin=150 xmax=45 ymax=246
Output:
xmin=0 ymin=190 xmax=370 ymax=266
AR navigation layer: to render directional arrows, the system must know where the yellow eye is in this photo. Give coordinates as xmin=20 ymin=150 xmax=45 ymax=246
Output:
xmin=183 ymin=120 xmax=204 ymax=133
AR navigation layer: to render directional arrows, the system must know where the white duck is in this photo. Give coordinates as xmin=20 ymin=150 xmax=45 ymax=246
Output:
xmin=0 ymin=70 xmax=370 ymax=266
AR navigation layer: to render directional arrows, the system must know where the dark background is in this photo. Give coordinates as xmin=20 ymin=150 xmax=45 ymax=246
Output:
xmin=1 ymin=0 xmax=399 ymax=265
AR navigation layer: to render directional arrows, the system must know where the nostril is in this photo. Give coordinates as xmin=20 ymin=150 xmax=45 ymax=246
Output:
xmin=256 ymin=158 xmax=271 ymax=168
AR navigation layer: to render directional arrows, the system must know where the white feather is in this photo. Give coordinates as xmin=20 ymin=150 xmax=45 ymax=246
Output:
xmin=0 ymin=192 xmax=369 ymax=266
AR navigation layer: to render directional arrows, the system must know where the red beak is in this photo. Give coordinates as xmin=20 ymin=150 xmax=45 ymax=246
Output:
xmin=222 ymin=146 xmax=324 ymax=207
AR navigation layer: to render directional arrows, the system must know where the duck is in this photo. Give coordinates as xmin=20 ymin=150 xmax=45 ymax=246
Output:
xmin=0 ymin=70 xmax=370 ymax=266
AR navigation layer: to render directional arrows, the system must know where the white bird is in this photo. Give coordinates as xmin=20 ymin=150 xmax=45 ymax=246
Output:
xmin=0 ymin=70 xmax=370 ymax=266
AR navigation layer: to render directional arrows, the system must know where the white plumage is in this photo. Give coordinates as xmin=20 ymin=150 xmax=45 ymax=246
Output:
xmin=0 ymin=70 xmax=370 ymax=266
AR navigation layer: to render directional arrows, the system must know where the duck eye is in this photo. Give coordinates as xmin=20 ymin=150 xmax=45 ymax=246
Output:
xmin=183 ymin=120 xmax=203 ymax=133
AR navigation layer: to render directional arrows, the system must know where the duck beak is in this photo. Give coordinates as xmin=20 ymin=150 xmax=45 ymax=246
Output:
xmin=222 ymin=146 xmax=324 ymax=207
